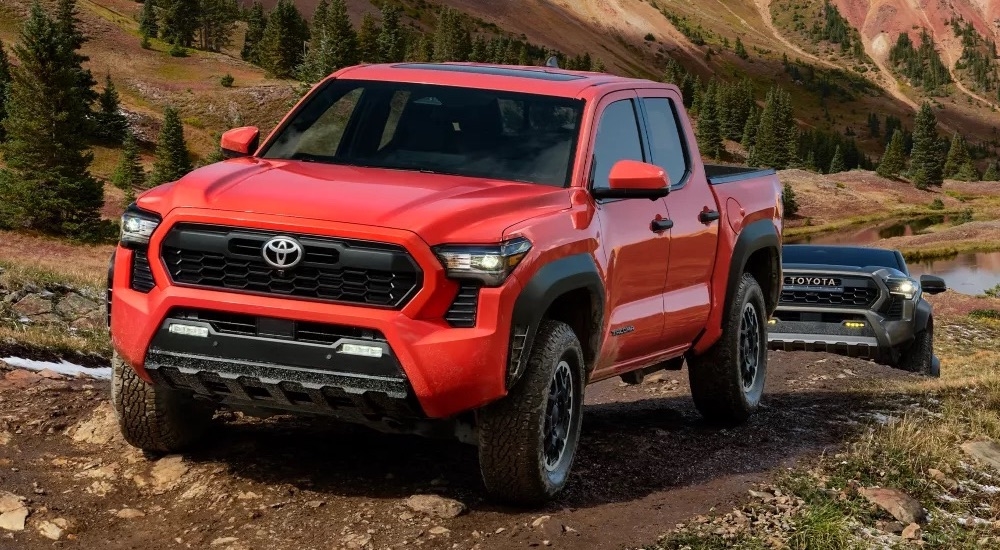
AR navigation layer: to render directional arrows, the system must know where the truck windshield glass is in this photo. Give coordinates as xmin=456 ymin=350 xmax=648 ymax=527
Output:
xmin=261 ymin=80 xmax=585 ymax=187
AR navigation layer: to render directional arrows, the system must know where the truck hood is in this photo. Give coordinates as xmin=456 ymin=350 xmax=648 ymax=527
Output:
xmin=139 ymin=158 xmax=572 ymax=244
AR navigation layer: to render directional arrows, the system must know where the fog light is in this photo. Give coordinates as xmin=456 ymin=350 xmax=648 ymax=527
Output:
xmin=768 ymin=318 xmax=777 ymax=325
xmin=168 ymin=323 xmax=209 ymax=338
xmin=339 ymin=343 xmax=383 ymax=358
xmin=844 ymin=321 xmax=865 ymax=329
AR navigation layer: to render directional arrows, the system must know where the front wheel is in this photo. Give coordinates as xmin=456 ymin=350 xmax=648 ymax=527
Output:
xmin=477 ymin=320 xmax=585 ymax=506
xmin=687 ymin=273 xmax=768 ymax=426
xmin=111 ymin=352 xmax=215 ymax=453
xmin=897 ymin=317 xmax=939 ymax=377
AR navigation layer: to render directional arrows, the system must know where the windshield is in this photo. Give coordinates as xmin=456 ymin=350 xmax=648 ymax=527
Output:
xmin=260 ymin=79 xmax=585 ymax=187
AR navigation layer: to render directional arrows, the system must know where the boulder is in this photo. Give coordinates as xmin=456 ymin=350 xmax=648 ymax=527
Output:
xmin=403 ymin=494 xmax=466 ymax=519
xmin=859 ymin=487 xmax=927 ymax=524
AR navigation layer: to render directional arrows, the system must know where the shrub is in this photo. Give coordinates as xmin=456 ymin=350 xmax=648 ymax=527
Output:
xmin=220 ymin=73 xmax=234 ymax=87
xmin=644 ymin=33 xmax=655 ymax=41
xmin=929 ymin=198 xmax=945 ymax=210
xmin=168 ymin=42 xmax=187 ymax=57
xmin=985 ymin=284 xmax=1000 ymax=299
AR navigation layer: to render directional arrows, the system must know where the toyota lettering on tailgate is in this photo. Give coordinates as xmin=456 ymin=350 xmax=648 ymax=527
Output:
xmin=784 ymin=276 xmax=842 ymax=288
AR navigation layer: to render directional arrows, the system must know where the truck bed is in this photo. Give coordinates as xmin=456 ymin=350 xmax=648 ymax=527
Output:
xmin=705 ymin=165 xmax=777 ymax=185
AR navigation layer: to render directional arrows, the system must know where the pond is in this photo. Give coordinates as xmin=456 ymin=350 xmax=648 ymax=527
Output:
xmin=787 ymin=216 xmax=1000 ymax=295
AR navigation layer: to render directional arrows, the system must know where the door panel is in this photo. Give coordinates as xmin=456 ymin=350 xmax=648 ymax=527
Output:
xmin=639 ymin=92 xmax=718 ymax=351
xmin=588 ymin=92 xmax=671 ymax=376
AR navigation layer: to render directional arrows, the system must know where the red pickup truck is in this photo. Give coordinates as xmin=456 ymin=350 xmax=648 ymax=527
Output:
xmin=108 ymin=63 xmax=783 ymax=505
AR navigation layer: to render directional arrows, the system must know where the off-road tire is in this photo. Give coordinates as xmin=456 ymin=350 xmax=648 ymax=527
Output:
xmin=477 ymin=320 xmax=585 ymax=506
xmin=897 ymin=317 xmax=938 ymax=377
xmin=111 ymin=352 xmax=214 ymax=453
xmin=687 ymin=273 xmax=768 ymax=426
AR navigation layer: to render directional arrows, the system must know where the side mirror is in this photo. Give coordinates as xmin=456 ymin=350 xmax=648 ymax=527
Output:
xmin=920 ymin=274 xmax=947 ymax=295
xmin=592 ymin=160 xmax=670 ymax=200
xmin=220 ymin=126 xmax=260 ymax=159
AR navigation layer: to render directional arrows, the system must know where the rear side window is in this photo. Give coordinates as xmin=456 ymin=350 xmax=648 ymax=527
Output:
xmin=643 ymin=98 xmax=688 ymax=187
xmin=591 ymin=100 xmax=644 ymax=190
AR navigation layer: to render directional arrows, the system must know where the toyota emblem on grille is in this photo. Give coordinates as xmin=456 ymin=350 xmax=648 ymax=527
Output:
xmin=262 ymin=236 xmax=303 ymax=269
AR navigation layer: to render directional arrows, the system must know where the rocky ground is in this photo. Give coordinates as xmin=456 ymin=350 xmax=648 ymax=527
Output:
xmin=0 ymin=337 xmax=930 ymax=550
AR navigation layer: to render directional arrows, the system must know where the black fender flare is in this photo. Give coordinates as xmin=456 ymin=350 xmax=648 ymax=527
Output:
xmin=914 ymin=298 xmax=933 ymax=334
xmin=106 ymin=248 xmax=117 ymax=328
xmin=724 ymin=219 xmax=781 ymax=319
xmin=509 ymin=254 xmax=605 ymax=385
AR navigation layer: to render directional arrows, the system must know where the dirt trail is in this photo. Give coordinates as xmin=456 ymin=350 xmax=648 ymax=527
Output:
xmin=860 ymin=32 xmax=919 ymax=111
xmin=750 ymin=0 xmax=838 ymax=69
xmin=0 ymin=351 xmax=916 ymax=550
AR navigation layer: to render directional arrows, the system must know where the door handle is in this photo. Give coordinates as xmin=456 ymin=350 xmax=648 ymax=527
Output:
xmin=699 ymin=210 xmax=721 ymax=223
xmin=650 ymin=218 xmax=674 ymax=233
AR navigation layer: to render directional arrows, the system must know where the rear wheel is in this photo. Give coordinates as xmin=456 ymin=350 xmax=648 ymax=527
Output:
xmin=477 ymin=320 xmax=585 ymax=506
xmin=897 ymin=317 xmax=938 ymax=377
xmin=687 ymin=273 xmax=768 ymax=426
xmin=111 ymin=353 xmax=214 ymax=453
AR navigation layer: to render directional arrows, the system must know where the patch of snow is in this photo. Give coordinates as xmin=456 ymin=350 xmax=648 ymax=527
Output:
xmin=2 ymin=357 xmax=110 ymax=380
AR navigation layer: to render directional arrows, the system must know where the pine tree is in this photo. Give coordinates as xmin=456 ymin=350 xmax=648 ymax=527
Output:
xmin=139 ymin=0 xmax=159 ymax=39
xmin=0 ymin=2 xmax=104 ymax=237
xmin=746 ymin=145 xmax=758 ymax=167
xmin=197 ymin=0 xmax=239 ymax=51
xmin=357 ymin=12 xmax=379 ymax=62
xmin=161 ymin=0 xmax=200 ymax=46
xmin=298 ymin=0 xmax=357 ymax=82
xmin=754 ymin=86 xmax=794 ymax=169
xmin=55 ymin=0 xmax=97 ymax=135
xmin=782 ymin=182 xmax=799 ymax=217
xmin=149 ymin=107 xmax=193 ymax=186
xmin=910 ymin=102 xmax=944 ymax=188
xmin=982 ymin=161 xmax=999 ymax=181
xmin=876 ymin=129 xmax=907 ymax=179
xmin=696 ymin=81 xmax=723 ymax=159
xmin=734 ymin=36 xmax=748 ymax=59
xmin=741 ymin=106 xmax=758 ymax=147
xmin=956 ymin=160 xmax=979 ymax=181
xmin=433 ymin=7 xmax=471 ymax=62
xmin=828 ymin=145 xmax=845 ymax=173
xmin=95 ymin=74 xmax=129 ymax=143
xmin=0 ymin=39 xmax=10 ymax=143
xmin=257 ymin=0 xmax=310 ymax=78
xmin=111 ymin=130 xmax=145 ymax=194
xmin=377 ymin=2 xmax=405 ymax=63
xmin=943 ymin=133 xmax=970 ymax=179
xmin=593 ymin=58 xmax=606 ymax=72
xmin=241 ymin=0 xmax=266 ymax=63
xmin=804 ymin=149 xmax=817 ymax=172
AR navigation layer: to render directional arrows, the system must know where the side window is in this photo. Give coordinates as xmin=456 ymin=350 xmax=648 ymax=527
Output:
xmin=294 ymin=87 xmax=364 ymax=157
xmin=643 ymin=98 xmax=689 ymax=187
xmin=379 ymin=90 xmax=412 ymax=149
xmin=591 ymin=99 xmax=644 ymax=190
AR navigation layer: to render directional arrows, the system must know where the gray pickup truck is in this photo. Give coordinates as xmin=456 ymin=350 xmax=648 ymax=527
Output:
xmin=768 ymin=245 xmax=946 ymax=376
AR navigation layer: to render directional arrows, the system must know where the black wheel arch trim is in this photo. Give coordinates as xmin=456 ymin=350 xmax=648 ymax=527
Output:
xmin=106 ymin=248 xmax=117 ymax=328
xmin=510 ymin=254 xmax=606 ymax=385
xmin=725 ymin=219 xmax=781 ymax=319
xmin=914 ymin=299 xmax=933 ymax=333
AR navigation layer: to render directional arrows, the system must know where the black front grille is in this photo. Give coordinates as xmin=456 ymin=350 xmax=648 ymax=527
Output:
xmin=779 ymin=275 xmax=880 ymax=308
xmin=160 ymin=224 xmax=421 ymax=308
xmin=172 ymin=309 xmax=385 ymax=344
xmin=444 ymin=283 xmax=480 ymax=327
xmin=130 ymin=250 xmax=155 ymax=293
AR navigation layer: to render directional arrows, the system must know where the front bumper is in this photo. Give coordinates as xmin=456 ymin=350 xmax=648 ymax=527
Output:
xmin=110 ymin=209 xmax=522 ymax=419
xmin=768 ymin=308 xmax=916 ymax=364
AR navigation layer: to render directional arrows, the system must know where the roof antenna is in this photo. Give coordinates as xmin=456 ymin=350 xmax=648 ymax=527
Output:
xmin=545 ymin=56 xmax=560 ymax=69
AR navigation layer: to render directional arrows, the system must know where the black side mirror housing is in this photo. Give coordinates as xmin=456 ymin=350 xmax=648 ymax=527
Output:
xmin=920 ymin=274 xmax=947 ymax=295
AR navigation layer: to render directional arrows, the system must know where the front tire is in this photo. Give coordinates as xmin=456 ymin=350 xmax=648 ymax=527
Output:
xmin=687 ymin=273 xmax=768 ymax=426
xmin=897 ymin=317 xmax=938 ymax=377
xmin=111 ymin=352 xmax=214 ymax=453
xmin=477 ymin=320 xmax=585 ymax=506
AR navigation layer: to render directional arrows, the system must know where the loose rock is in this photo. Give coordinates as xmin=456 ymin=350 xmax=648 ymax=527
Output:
xmin=37 ymin=520 xmax=64 ymax=540
xmin=116 ymin=508 xmax=146 ymax=519
xmin=902 ymin=522 xmax=922 ymax=540
xmin=150 ymin=455 xmax=189 ymax=490
xmin=0 ymin=492 xmax=28 ymax=532
xmin=859 ymin=487 xmax=927 ymax=524
xmin=531 ymin=515 xmax=551 ymax=528
xmin=403 ymin=494 xmax=466 ymax=519
xmin=210 ymin=536 xmax=239 ymax=546
xmin=961 ymin=440 xmax=1000 ymax=472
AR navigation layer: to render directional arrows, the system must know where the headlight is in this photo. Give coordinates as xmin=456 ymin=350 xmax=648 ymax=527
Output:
xmin=120 ymin=204 xmax=161 ymax=248
xmin=886 ymin=276 xmax=919 ymax=300
xmin=433 ymin=237 xmax=532 ymax=287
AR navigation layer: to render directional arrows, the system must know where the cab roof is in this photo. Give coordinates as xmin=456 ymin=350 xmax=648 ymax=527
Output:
xmin=333 ymin=63 xmax=660 ymax=98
